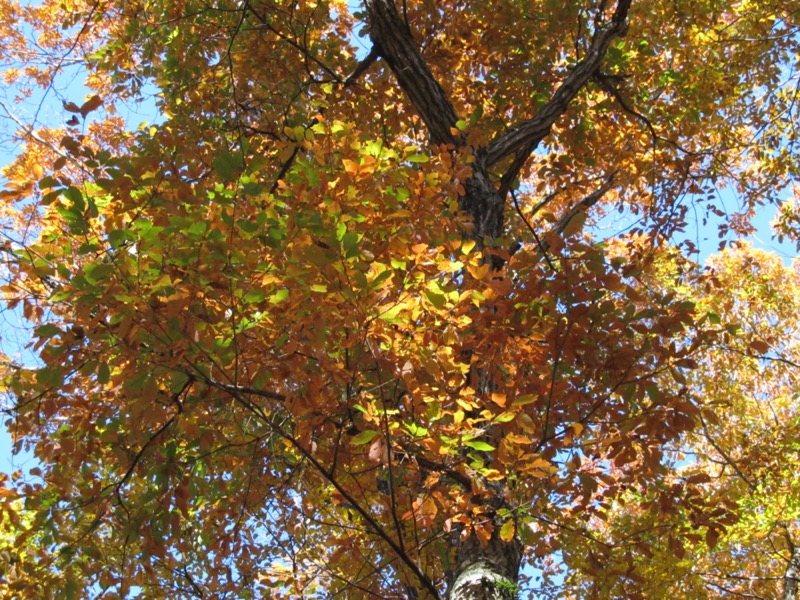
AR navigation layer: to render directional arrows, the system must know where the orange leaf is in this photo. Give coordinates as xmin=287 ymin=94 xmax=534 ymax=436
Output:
xmin=490 ymin=392 xmax=507 ymax=407
xmin=342 ymin=158 xmax=359 ymax=174
xmin=473 ymin=523 xmax=492 ymax=547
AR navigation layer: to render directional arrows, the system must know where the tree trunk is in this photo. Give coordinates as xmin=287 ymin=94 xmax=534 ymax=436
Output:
xmin=784 ymin=540 xmax=800 ymax=600
xmin=363 ymin=1 xmax=631 ymax=595
xmin=447 ymin=527 xmax=524 ymax=600
xmin=363 ymin=0 xmax=505 ymax=247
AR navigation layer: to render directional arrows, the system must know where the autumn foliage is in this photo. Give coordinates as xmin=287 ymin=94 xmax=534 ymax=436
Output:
xmin=0 ymin=0 xmax=799 ymax=598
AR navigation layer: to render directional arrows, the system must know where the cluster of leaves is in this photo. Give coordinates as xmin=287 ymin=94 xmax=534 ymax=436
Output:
xmin=561 ymin=244 xmax=800 ymax=599
xmin=0 ymin=0 xmax=798 ymax=598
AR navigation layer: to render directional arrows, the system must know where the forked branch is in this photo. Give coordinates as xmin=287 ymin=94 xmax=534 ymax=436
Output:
xmin=365 ymin=0 xmax=632 ymax=172
xmin=364 ymin=0 xmax=631 ymax=250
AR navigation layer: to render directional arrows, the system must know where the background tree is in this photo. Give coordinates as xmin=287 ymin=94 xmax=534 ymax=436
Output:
xmin=559 ymin=243 xmax=800 ymax=599
xmin=1 ymin=0 xmax=799 ymax=598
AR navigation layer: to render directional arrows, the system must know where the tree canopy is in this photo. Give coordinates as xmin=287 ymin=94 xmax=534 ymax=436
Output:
xmin=1 ymin=0 xmax=799 ymax=598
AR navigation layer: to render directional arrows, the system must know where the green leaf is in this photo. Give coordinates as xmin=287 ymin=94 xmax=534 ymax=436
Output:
xmin=645 ymin=384 xmax=660 ymax=403
xmin=342 ymin=231 xmax=360 ymax=258
xmin=243 ymin=289 xmax=267 ymax=303
xmin=404 ymin=422 xmax=428 ymax=437
xmin=35 ymin=324 xmax=62 ymax=338
xmin=83 ymin=262 xmax=115 ymax=284
xmin=186 ymin=221 xmax=207 ymax=237
xmin=562 ymin=210 xmax=586 ymax=238
xmin=97 ymin=362 xmax=111 ymax=385
xmin=62 ymin=186 xmax=85 ymax=211
xmin=493 ymin=412 xmax=515 ymax=423
xmin=517 ymin=518 xmax=536 ymax=546
xmin=168 ymin=371 xmax=190 ymax=393
xmin=463 ymin=440 xmax=495 ymax=452
xmin=424 ymin=289 xmax=447 ymax=310
xmin=108 ymin=228 xmax=133 ymax=248
xmin=236 ymin=219 xmax=259 ymax=236
xmin=371 ymin=269 xmax=393 ymax=288
xmin=351 ymin=430 xmax=379 ymax=445
xmin=212 ymin=151 xmax=241 ymax=181
xmin=38 ymin=176 xmax=59 ymax=190
xmin=269 ymin=288 xmax=289 ymax=304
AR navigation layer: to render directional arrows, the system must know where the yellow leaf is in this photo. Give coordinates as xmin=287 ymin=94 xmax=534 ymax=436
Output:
xmin=505 ymin=434 xmax=532 ymax=445
xmin=512 ymin=394 xmax=537 ymax=407
xmin=499 ymin=519 xmax=515 ymax=542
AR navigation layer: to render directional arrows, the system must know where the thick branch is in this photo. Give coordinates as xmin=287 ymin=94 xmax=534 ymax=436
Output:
xmin=364 ymin=0 xmax=630 ymax=249
xmin=484 ymin=0 xmax=632 ymax=168
xmin=344 ymin=45 xmax=380 ymax=87
xmin=530 ymin=174 xmax=616 ymax=255
xmin=365 ymin=0 xmax=461 ymax=147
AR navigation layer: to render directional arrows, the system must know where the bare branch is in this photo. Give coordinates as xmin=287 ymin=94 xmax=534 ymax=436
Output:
xmin=191 ymin=370 xmax=443 ymax=600
xmin=510 ymin=190 xmax=557 ymax=272
xmin=551 ymin=172 xmax=617 ymax=238
xmin=0 ymin=100 xmax=91 ymax=178
xmin=698 ymin=412 xmax=757 ymax=492
xmin=344 ymin=46 xmax=380 ymax=87
xmin=199 ymin=377 xmax=287 ymax=403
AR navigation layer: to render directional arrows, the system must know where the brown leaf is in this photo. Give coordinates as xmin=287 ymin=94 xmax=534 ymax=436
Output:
xmin=79 ymin=94 xmax=103 ymax=117
xmin=367 ymin=437 xmax=388 ymax=464
xmin=62 ymin=100 xmax=80 ymax=113
xmin=706 ymin=527 xmax=721 ymax=549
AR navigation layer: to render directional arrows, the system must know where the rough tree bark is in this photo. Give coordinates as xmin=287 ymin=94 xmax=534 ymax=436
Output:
xmin=364 ymin=1 xmax=631 ymax=597
xmin=784 ymin=536 xmax=800 ymax=600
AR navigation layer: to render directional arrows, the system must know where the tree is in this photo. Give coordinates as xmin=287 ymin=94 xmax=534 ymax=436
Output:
xmin=0 ymin=0 xmax=799 ymax=598
xmin=559 ymin=243 xmax=800 ymax=599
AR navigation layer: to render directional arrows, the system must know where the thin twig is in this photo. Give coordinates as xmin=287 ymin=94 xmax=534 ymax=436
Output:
xmin=510 ymin=190 xmax=557 ymax=272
